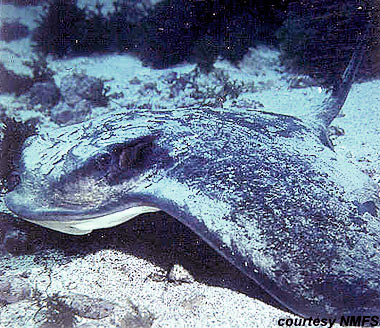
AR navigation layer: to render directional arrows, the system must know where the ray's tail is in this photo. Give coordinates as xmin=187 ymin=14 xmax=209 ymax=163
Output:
xmin=314 ymin=25 xmax=370 ymax=131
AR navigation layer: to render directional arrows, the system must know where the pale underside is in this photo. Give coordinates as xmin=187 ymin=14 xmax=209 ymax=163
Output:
xmin=22 ymin=206 xmax=161 ymax=235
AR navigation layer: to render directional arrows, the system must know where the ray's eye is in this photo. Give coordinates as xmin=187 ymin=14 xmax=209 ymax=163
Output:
xmin=92 ymin=135 xmax=159 ymax=183
xmin=118 ymin=140 xmax=152 ymax=169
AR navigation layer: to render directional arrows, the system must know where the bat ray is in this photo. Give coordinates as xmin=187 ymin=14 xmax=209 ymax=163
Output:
xmin=4 ymin=31 xmax=379 ymax=318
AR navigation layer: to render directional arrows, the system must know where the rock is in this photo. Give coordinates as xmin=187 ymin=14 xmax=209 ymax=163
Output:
xmin=167 ymin=264 xmax=195 ymax=284
xmin=27 ymin=81 xmax=60 ymax=108
xmin=0 ymin=21 xmax=29 ymax=42
xmin=63 ymin=294 xmax=114 ymax=319
xmin=119 ymin=301 xmax=155 ymax=328
xmin=288 ymin=75 xmax=319 ymax=89
xmin=129 ymin=77 xmax=141 ymax=85
xmin=51 ymin=100 xmax=90 ymax=125
xmin=60 ymin=74 xmax=107 ymax=107
xmin=0 ymin=276 xmax=32 ymax=304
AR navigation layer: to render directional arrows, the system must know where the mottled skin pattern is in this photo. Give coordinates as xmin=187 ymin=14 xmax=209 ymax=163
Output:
xmin=5 ymin=105 xmax=380 ymax=317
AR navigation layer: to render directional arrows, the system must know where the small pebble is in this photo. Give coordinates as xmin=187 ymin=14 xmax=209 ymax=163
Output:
xmin=167 ymin=264 xmax=195 ymax=284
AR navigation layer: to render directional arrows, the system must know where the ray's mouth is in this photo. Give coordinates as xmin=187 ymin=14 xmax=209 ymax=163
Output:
xmin=20 ymin=205 xmax=161 ymax=235
xmin=4 ymin=189 xmax=161 ymax=235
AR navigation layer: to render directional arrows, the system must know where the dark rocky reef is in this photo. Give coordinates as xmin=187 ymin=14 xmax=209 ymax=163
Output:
xmin=32 ymin=0 xmax=149 ymax=57
xmin=0 ymin=63 xmax=34 ymax=95
xmin=30 ymin=0 xmax=377 ymax=82
xmin=0 ymin=56 xmax=55 ymax=96
xmin=31 ymin=0 xmax=288 ymax=70
xmin=135 ymin=0 xmax=288 ymax=69
xmin=0 ymin=21 xmax=29 ymax=42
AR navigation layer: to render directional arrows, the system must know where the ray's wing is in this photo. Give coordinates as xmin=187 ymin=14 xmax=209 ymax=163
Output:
xmin=139 ymin=111 xmax=380 ymax=317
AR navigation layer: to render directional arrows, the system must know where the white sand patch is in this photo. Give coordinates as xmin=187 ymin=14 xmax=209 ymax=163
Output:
xmin=331 ymin=81 xmax=380 ymax=184
xmin=0 ymin=249 xmax=322 ymax=328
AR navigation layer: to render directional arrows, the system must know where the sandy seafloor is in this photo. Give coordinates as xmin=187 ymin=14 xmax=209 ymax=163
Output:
xmin=0 ymin=2 xmax=380 ymax=328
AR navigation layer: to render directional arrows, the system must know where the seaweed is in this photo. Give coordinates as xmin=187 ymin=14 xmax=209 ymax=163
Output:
xmin=192 ymin=35 xmax=219 ymax=73
xmin=136 ymin=0 xmax=288 ymax=68
xmin=108 ymin=0 xmax=151 ymax=52
xmin=32 ymin=0 xmax=89 ymax=57
xmin=32 ymin=267 xmax=78 ymax=328
xmin=0 ymin=116 xmax=38 ymax=193
xmin=277 ymin=0 xmax=371 ymax=83
xmin=34 ymin=291 xmax=78 ymax=328
xmin=79 ymin=1 xmax=112 ymax=53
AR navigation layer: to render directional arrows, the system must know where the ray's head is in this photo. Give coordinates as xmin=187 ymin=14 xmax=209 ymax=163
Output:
xmin=5 ymin=123 xmax=173 ymax=235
